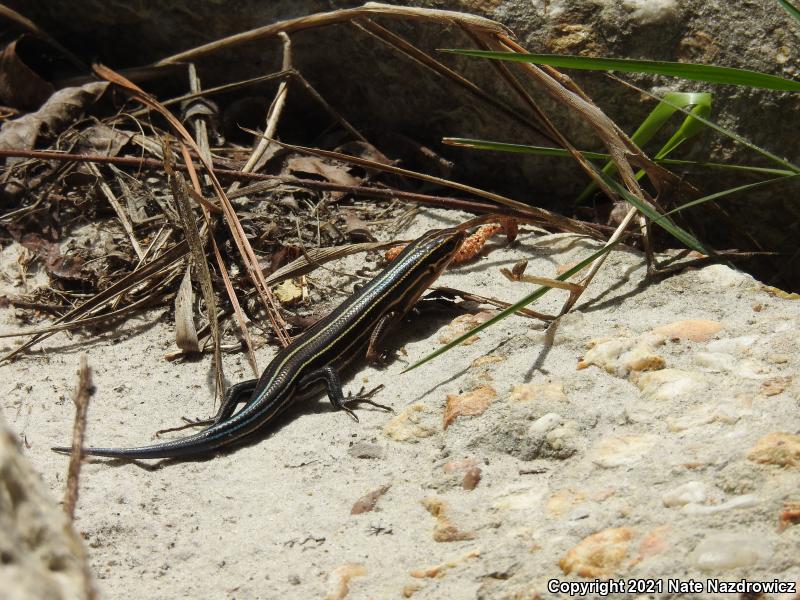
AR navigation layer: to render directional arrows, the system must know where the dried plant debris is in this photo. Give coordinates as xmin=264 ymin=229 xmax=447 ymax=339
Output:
xmin=0 ymin=38 xmax=54 ymax=110
xmin=0 ymin=1 xmax=710 ymax=382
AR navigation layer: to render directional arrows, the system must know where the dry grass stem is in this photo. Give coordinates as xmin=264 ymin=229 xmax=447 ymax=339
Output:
xmin=169 ymin=163 xmax=226 ymax=394
xmin=86 ymin=162 xmax=145 ymax=259
xmin=236 ymin=31 xmax=292 ymax=180
xmin=353 ymin=17 xmax=553 ymax=144
xmin=0 ymin=147 xmax=610 ymax=236
xmin=92 ymin=64 xmax=291 ymax=348
xmin=154 ymin=3 xmax=510 ymax=66
xmin=63 ymin=355 xmax=93 ymax=520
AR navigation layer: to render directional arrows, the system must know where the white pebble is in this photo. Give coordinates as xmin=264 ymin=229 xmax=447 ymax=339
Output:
xmin=662 ymin=481 xmax=708 ymax=507
xmin=636 ymin=369 xmax=704 ymax=401
xmin=689 ymin=533 xmax=772 ymax=571
xmin=683 ymin=494 xmax=760 ymax=515
xmin=737 ymin=359 xmax=771 ymax=380
xmin=528 ymin=413 xmax=563 ymax=436
xmin=546 ymin=422 xmax=578 ymax=450
xmin=696 ymin=264 xmax=752 ymax=288
xmin=695 ymin=352 xmax=736 ymax=372
xmin=622 ymin=0 xmax=680 ymax=24
xmin=590 ymin=435 xmax=656 ymax=468
xmin=707 ymin=335 xmax=757 ymax=354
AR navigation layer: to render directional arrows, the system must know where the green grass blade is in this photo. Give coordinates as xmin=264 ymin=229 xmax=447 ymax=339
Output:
xmin=652 ymin=94 xmax=712 ymax=159
xmin=778 ymin=0 xmax=800 ymax=23
xmin=403 ymin=239 xmax=621 ymax=372
xmin=442 ymin=49 xmax=800 ymax=91
xmin=442 ymin=138 xmax=796 ymax=176
xmin=629 ymin=92 xmax=711 ymax=157
xmin=596 ymin=171 xmax=711 ymax=254
xmin=658 ymin=174 xmax=800 ymax=219
xmin=639 ymin=89 xmax=800 ymax=174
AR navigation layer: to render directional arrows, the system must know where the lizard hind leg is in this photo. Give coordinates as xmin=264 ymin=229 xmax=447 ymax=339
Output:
xmin=155 ymin=378 xmax=259 ymax=436
xmin=298 ymin=366 xmax=390 ymax=422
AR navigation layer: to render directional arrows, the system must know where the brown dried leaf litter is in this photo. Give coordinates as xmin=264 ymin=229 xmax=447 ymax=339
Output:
xmin=1 ymin=3 xmax=694 ymax=427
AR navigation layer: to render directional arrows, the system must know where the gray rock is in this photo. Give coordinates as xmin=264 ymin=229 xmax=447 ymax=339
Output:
xmin=0 ymin=414 xmax=93 ymax=600
xmin=8 ymin=0 xmax=800 ymax=285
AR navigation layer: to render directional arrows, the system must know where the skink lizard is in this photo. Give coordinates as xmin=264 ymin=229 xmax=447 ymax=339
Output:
xmin=52 ymin=226 xmax=465 ymax=459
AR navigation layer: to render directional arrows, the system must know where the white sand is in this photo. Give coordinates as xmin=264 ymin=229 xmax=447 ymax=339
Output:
xmin=2 ymin=210 xmax=798 ymax=599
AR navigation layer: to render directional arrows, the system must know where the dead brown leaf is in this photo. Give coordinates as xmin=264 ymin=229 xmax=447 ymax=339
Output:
xmin=76 ymin=123 xmax=133 ymax=157
xmin=0 ymin=38 xmax=53 ymax=110
xmin=0 ymin=82 xmax=107 ymax=156
xmin=285 ymin=154 xmax=361 ymax=187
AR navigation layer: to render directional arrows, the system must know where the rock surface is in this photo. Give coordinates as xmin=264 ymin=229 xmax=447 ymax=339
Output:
xmin=0 ymin=414 xmax=92 ymax=600
xmin=2 ymin=210 xmax=799 ymax=598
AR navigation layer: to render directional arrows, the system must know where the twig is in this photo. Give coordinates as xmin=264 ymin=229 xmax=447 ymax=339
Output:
xmin=169 ymin=158 xmax=226 ymax=398
xmin=0 ymin=272 xmax=178 ymax=339
xmin=176 ymin=141 xmax=260 ymax=375
xmin=86 ymin=162 xmax=145 ymax=259
xmin=0 ymin=148 xmax=610 ymax=237
xmin=262 ymin=137 xmax=604 ymax=237
xmin=63 ymin=355 xmax=93 ymax=520
xmin=433 ymin=286 xmax=554 ymax=321
xmin=186 ymin=64 xmax=213 ymax=175
xmin=236 ymin=31 xmax=292 ymax=179
xmin=153 ymin=3 xmax=510 ymax=66
xmin=0 ymin=241 xmax=188 ymax=362
xmin=137 ymin=70 xmax=294 ymax=114
xmin=93 ymin=63 xmax=292 ymax=348
xmin=561 ymin=206 xmax=638 ymax=314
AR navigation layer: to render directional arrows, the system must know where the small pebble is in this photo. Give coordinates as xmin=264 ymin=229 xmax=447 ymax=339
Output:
xmin=666 ymin=403 xmax=741 ymax=432
xmin=689 ymin=533 xmax=772 ymax=571
xmin=747 ymin=432 xmax=800 ymax=467
xmin=546 ymin=422 xmax=578 ymax=452
xmin=546 ymin=488 xmax=587 ymax=519
xmin=324 ymin=563 xmax=366 ymax=600
xmin=443 ymin=458 xmax=482 ymax=491
xmin=760 ymin=376 xmax=792 ymax=396
xmin=511 ymin=383 xmax=567 ymax=403
xmin=707 ymin=335 xmax=757 ymax=354
xmin=351 ymin=485 xmax=391 ymax=515
xmin=443 ymin=385 xmax=495 ymax=429
xmin=652 ymin=319 xmax=723 ymax=342
xmin=738 ymin=358 xmax=771 ymax=380
xmin=422 ymin=498 xmax=474 ymax=542
xmin=696 ymin=264 xmax=751 ymax=287
xmin=682 ymin=494 xmax=759 ymax=515
xmin=384 ymin=403 xmax=436 ymax=442
xmin=590 ymin=435 xmax=656 ymax=468
xmin=661 ymin=481 xmax=708 ymax=507
xmin=559 ymin=527 xmax=634 ymax=577
xmin=694 ymin=352 xmax=736 ymax=372
xmin=528 ymin=413 xmax=563 ymax=436
xmin=578 ymin=335 xmax=665 ymax=378
xmin=638 ymin=525 xmax=670 ymax=558
xmin=635 ymin=369 xmax=704 ymax=401
xmin=624 ymin=0 xmax=680 ymax=25
xmin=409 ymin=549 xmax=480 ymax=578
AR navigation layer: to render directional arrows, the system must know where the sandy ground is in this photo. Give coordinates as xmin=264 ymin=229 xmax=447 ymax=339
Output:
xmin=2 ymin=210 xmax=799 ymax=599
